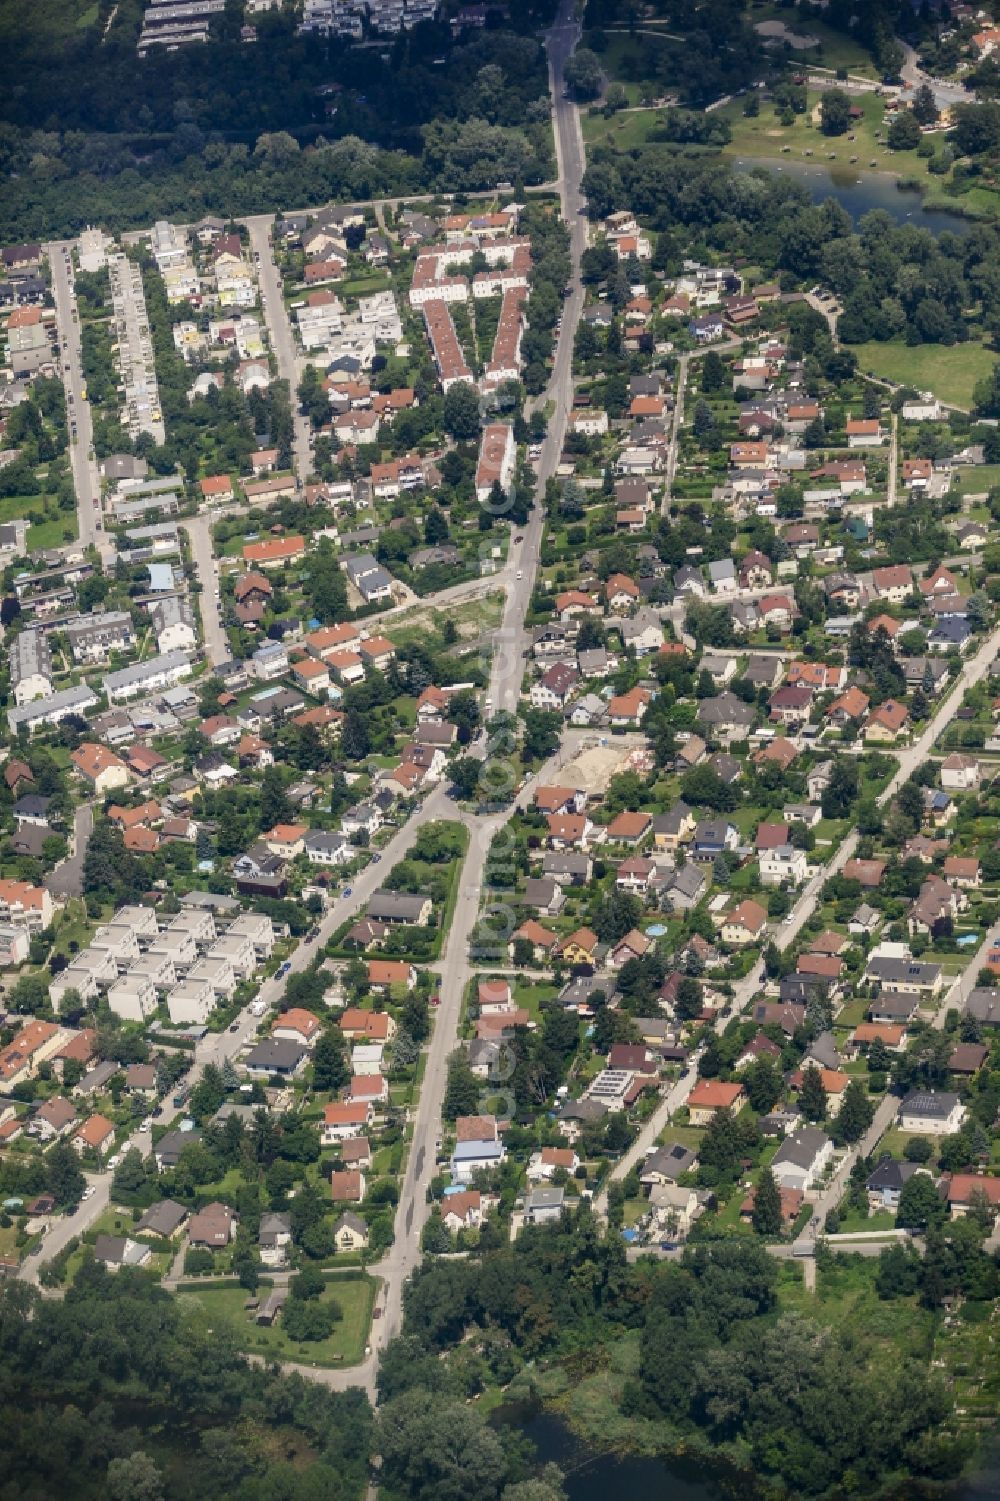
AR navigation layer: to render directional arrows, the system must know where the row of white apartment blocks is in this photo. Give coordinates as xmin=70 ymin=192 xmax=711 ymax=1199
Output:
xmin=138 ymin=0 xmax=225 ymax=53
xmin=409 ymin=238 xmax=531 ymax=396
xmin=108 ymin=253 xmax=166 ymax=444
xmin=49 ymin=905 xmax=275 ymax=1027
xmin=296 ymin=289 xmax=403 ymax=362
xmin=300 ymin=0 xmax=436 ymax=36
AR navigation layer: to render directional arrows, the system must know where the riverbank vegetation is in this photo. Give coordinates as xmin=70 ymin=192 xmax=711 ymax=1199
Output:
xmin=0 ymin=1266 xmax=373 ymax=1501
xmin=376 ymin=1213 xmax=999 ymax=1500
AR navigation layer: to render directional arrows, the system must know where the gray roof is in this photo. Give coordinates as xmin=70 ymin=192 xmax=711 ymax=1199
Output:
xmin=697 ymin=692 xmax=754 ymax=727
xmin=641 ymin=1143 xmax=697 ymax=1181
xmin=9 ymin=628 xmax=51 ymax=687
xmin=866 ymin=1158 xmax=920 ymax=1194
xmin=966 ymin=988 xmax=1000 ymax=1025
xmin=867 ymin=957 xmax=941 ymax=988
xmin=244 ymin=1039 xmax=307 ymax=1073
xmin=367 ymin=890 xmax=429 ymax=921
xmin=7 ymin=683 xmax=96 ymax=731
xmin=154 ymin=1127 xmax=202 ymax=1164
xmin=773 ymin=1127 xmax=830 ymax=1171
xmin=900 ymin=1089 xmax=961 ymax=1119
xmin=136 ymin=1199 xmax=187 ymax=1236
xmin=670 ymin=864 xmax=706 ymax=899
xmin=335 ymin=1210 xmax=367 ymax=1234
xmin=526 ymin=1186 xmax=565 ymax=1211
xmin=105 ymin=650 xmax=190 ymax=694
xmin=652 ymin=801 xmax=692 ymax=835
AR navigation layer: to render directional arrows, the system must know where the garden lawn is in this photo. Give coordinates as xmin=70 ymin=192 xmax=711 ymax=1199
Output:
xmin=953 ymin=463 xmax=1000 ymax=497
xmin=179 ymin=1274 xmax=376 ymax=1366
xmin=847 ymin=342 xmax=995 ymax=411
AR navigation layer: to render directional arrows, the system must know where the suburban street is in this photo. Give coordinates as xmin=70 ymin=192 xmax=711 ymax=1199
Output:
xmin=47 ymin=241 xmax=103 ymax=551
xmin=183 ymin=514 xmax=229 ymax=666
xmin=661 ymin=340 xmax=740 ymax=516
xmin=48 ymin=803 xmax=94 ymax=900
xmin=489 ymin=0 xmax=587 ymax=715
xmin=245 ymin=216 xmax=312 ymax=482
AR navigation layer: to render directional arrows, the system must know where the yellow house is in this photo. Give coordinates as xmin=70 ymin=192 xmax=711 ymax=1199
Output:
xmin=333 ymin=1211 xmax=369 ymax=1253
xmin=721 ymin=899 xmax=767 ymax=948
xmin=557 ymin=927 xmax=599 ymax=965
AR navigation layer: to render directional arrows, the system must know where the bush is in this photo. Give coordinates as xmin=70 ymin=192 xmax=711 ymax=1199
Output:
xmin=183 ymin=1247 xmax=215 ymax=1276
xmin=904 ymin=1136 xmax=933 ymax=1163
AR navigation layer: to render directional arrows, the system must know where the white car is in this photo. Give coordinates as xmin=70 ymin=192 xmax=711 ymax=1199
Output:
xmin=516 ymin=569 xmax=523 ymax=580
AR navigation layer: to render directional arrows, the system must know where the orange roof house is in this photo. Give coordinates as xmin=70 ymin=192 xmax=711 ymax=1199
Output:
xmin=242 ymin=535 xmax=305 ymax=567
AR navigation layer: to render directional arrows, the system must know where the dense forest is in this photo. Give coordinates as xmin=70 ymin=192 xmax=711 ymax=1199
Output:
xmin=0 ymin=1268 xmax=372 ymax=1501
xmin=0 ymin=14 xmax=555 ymax=240
xmin=375 ymin=1212 xmax=997 ymax=1500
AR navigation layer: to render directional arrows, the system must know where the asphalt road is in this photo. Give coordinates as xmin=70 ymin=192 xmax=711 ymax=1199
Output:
xmin=899 ymin=40 xmax=969 ymax=111
xmin=48 ymin=803 xmax=94 ymax=899
xmin=183 ymin=514 xmax=229 ymax=667
xmin=489 ymin=0 xmax=587 ymax=715
xmin=246 ymin=217 xmax=312 ymax=482
xmin=47 ymin=241 xmax=104 ymax=552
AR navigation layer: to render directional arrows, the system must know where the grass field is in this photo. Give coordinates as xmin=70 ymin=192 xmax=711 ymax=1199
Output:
xmin=722 ymin=91 xmax=925 ymax=179
xmin=846 ymin=341 xmax=995 ymax=410
xmin=179 ymin=1273 xmax=376 ymax=1367
xmin=954 ymin=463 xmax=1000 ymax=497
xmin=581 ymin=107 xmax=665 ymax=151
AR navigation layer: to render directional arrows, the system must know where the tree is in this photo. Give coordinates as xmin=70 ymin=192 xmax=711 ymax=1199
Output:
xmin=283 ymin=1296 xmax=339 ymax=1342
xmin=911 ymin=85 xmax=938 ymax=127
xmin=47 ymin=1140 xmax=86 ymax=1206
xmin=291 ymin=1262 xmax=326 ymax=1300
xmin=259 ymin=766 xmax=291 ymax=832
xmin=106 ymin=1453 xmax=164 ymax=1501
xmin=450 ymin=756 xmax=481 ymax=801
xmin=443 ymin=382 xmax=481 ymax=441
xmin=743 ymin=1058 xmax=782 ymax=1115
xmin=834 ymin=1078 xmax=874 ymax=1144
xmin=313 ymin=1028 xmax=348 ymax=1093
xmin=897 ymin=1172 xmax=946 ymax=1231
xmin=888 ymin=111 xmax=922 ymax=151
xmin=443 ymin=1053 xmax=480 ymax=1120
xmin=377 ymin=1389 xmax=509 ymax=1501
xmin=701 ymin=350 xmax=725 ymax=392
xmin=799 ymin=1064 xmax=827 ymax=1123
xmin=752 ymin=1166 xmax=783 ymax=1237
xmin=564 ymin=48 xmax=603 ymax=102
xmin=675 ymin=976 xmax=703 ymax=1022
xmin=904 ymin=1136 xmax=933 ymax=1164
xmin=342 ymin=711 xmax=370 ymax=761
xmin=820 ymin=89 xmax=852 ymax=136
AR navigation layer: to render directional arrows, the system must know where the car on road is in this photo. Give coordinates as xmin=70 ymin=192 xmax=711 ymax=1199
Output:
xmin=82 ymin=1186 xmax=94 ymax=1200
xmin=515 ymin=533 xmax=525 ymax=542
xmin=141 ymin=1118 xmax=153 ymax=1131
xmin=371 ymin=853 xmax=381 ymax=863
xmin=229 ymin=1022 xmax=239 ymax=1032
xmin=342 ymin=886 xmax=352 ymax=898
xmin=515 ymin=569 xmax=523 ymax=580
